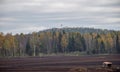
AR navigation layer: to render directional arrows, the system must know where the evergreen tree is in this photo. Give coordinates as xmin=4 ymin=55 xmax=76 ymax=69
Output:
xmin=116 ymin=34 xmax=120 ymax=53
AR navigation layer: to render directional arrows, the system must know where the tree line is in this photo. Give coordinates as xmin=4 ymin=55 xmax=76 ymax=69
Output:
xmin=0 ymin=28 xmax=120 ymax=57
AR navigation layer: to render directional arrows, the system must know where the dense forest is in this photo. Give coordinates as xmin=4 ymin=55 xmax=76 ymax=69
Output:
xmin=0 ymin=28 xmax=120 ymax=57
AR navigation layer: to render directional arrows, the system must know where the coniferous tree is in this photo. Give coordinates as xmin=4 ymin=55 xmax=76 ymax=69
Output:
xmin=116 ymin=34 xmax=120 ymax=53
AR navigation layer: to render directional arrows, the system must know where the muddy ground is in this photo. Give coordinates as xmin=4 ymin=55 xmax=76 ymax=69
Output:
xmin=0 ymin=55 xmax=120 ymax=72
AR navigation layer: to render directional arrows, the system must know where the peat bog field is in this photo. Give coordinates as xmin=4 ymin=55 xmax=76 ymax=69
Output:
xmin=0 ymin=55 xmax=120 ymax=72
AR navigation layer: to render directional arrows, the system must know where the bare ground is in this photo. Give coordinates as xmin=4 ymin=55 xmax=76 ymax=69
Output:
xmin=0 ymin=55 xmax=120 ymax=72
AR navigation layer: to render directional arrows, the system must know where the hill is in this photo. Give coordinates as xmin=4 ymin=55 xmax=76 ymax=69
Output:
xmin=39 ymin=27 xmax=115 ymax=34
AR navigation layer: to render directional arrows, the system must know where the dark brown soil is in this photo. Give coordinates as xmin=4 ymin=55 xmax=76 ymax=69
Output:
xmin=0 ymin=55 xmax=120 ymax=72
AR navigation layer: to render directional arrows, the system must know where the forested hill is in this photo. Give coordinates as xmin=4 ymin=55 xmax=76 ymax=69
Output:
xmin=39 ymin=27 xmax=114 ymax=34
xmin=0 ymin=27 xmax=120 ymax=57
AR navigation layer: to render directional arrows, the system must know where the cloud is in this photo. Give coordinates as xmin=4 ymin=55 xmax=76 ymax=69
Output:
xmin=0 ymin=23 xmax=48 ymax=35
xmin=104 ymin=18 xmax=120 ymax=23
xmin=86 ymin=24 xmax=120 ymax=31
xmin=0 ymin=0 xmax=120 ymax=34
xmin=0 ymin=17 xmax=17 ymax=22
xmin=1 ymin=0 xmax=119 ymax=14
xmin=10 ymin=26 xmax=48 ymax=35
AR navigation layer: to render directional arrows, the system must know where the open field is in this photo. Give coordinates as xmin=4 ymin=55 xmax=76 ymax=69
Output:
xmin=0 ymin=55 xmax=120 ymax=72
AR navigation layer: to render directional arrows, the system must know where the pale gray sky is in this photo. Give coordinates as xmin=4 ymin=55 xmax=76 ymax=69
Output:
xmin=0 ymin=0 xmax=120 ymax=34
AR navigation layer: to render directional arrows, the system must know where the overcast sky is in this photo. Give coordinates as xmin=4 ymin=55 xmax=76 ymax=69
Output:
xmin=0 ymin=0 xmax=120 ymax=34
